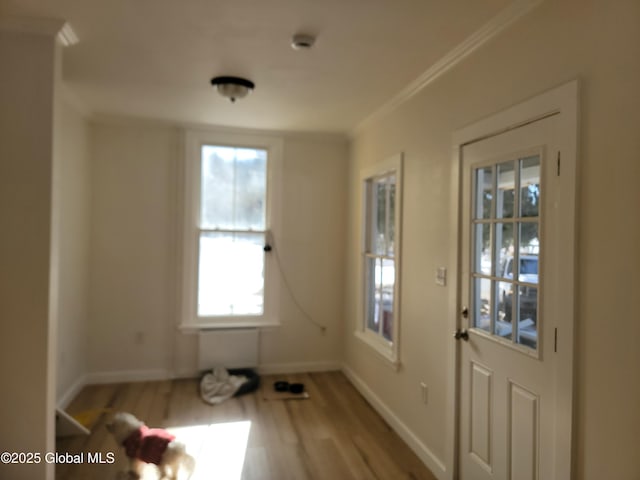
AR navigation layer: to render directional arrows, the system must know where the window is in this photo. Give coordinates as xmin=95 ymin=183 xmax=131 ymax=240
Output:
xmin=181 ymin=130 xmax=282 ymax=328
xmin=356 ymin=154 xmax=403 ymax=364
xmin=471 ymin=153 xmax=541 ymax=349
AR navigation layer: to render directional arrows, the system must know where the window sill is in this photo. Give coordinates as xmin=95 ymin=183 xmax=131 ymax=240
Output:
xmin=354 ymin=331 xmax=401 ymax=371
xmin=179 ymin=321 xmax=281 ymax=332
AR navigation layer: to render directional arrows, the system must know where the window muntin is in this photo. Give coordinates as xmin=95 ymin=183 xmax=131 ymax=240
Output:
xmin=471 ymin=154 xmax=541 ymax=350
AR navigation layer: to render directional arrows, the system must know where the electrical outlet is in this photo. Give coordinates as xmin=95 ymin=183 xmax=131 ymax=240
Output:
xmin=420 ymin=382 xmax=428 ymax=404
xmin=436 ymin=267 xmax=447 ymax=286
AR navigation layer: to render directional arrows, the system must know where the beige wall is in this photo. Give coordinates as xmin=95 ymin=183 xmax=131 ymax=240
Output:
xmin=0 ymin=27 xmax=58 ymax=480
xmin=87 ymin=118 xmax=348 ymax=379
xmin=87 ymin=120 xmax=178 ymax=378
xmin=344 ymin=1 xmax=640 ymax=479
xmin=53 ymin=94 xmax=91 ymax=404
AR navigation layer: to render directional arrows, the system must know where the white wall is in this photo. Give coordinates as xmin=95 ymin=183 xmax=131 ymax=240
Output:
xmin=0 ymin=25 xmax=59 ymax=480
xmin=87 ymin=120 xmax=178 ymax=380
xmin=53 ymin=92 xmax=91 ymax=406
xmin=344 ymin=1 xmax=640 ymax=479
xmin=87 ymin=118 xmax=348 ymax=380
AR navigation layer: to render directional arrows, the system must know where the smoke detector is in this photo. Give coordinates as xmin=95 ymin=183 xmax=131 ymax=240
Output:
xmin=291 ymin=33 xmax=316 ymax=50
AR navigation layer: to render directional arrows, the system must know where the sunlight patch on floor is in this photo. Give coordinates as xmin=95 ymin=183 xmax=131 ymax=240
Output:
xmin=167 ymin=421 xmax=252 ymax=480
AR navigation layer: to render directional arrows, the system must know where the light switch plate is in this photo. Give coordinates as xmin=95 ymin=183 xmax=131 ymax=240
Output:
xmin=436 ymin=267 xmax=447 ymax=286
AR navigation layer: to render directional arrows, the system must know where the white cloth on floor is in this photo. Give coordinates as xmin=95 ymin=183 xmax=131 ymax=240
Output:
xmin=200 ymin=367 xmax=248 ymax=405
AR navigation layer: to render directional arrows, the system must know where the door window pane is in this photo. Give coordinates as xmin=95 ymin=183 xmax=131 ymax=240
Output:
xmin=496 ymin=282 xmax=513 ymax=341
xmin=519 ymin=223 xmax=539 ymax=286
xmin=475 ymin=166 xmax=493 ymax=219
xmin=474 ymin=278 xmax=492 ymax=333
xmin=198 ymin=232 xmax=265 ymax=316
xmin=520 ymin=156 xmax=540 ymax=218
xmin=517 ymin=286 xmax=538 ymax=349
xmin=474 ymin=223 xmax=492 ymax=274
xmin=519 ymin=221 xmax=539 ymax=259
xmin=497 ymin=161 xmax=515 ymax=218
xmin=495 ymin=223 xmax=515 ymax=278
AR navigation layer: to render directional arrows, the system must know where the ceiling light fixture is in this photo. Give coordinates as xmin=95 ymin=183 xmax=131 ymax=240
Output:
xmin=210 ymin=76 xmax=255 ymax=102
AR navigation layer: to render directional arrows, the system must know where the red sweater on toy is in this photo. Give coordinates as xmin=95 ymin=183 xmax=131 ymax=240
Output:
xmin=122 ymin=425 xmax=175 ymax=465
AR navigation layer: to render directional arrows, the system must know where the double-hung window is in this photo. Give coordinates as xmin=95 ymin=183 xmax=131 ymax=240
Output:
xmin=357 ymin=154 xmax=403 ymax=364
xmin=181 ymin=130 xmax=282 ymax=328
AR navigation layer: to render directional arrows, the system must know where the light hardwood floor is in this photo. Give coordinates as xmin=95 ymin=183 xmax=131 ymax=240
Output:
xmin=56 ymin=371 xmax=438 ymax=480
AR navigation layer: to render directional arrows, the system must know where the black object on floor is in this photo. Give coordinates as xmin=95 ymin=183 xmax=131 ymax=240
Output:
xmin=289 ymin=383 xmax=304 ymax=394
xmin=273 ymin=381 xmax=305 ymax=394
xmin=229 ymin=368 xmax=260 ymax=396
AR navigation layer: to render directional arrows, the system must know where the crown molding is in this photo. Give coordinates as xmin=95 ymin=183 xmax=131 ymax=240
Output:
xmin=0 ymin=16 xmax=78 ymax=47
xmin=90 ymin=112 xmax=349 ymax=143
xmin=0 ymin=15 xmax=64 ymax=37
xmin=352 ymin=0 xmax=544 ymax=136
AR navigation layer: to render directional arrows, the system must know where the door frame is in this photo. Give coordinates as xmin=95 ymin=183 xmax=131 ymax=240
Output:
xmin=445 ymin=81 xmax=579 ymax=479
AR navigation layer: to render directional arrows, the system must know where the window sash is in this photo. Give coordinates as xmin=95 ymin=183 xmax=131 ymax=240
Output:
xmin=197 ymin=230 xmax=266 ymax=317
xmin=199 ymin=145 xmax=267 ymax=231
xmin=365 ymin=173 xmax=396 ymax=257
xmin=364 ymin=254 xmax=395 ymax=342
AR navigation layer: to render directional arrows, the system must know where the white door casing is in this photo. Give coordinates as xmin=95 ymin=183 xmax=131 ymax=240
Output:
xmin=446 ymin=81 xmax=578 ymax=480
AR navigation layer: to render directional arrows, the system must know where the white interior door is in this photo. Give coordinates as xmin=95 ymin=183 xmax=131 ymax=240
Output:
xmin=458 ymin=113 xmax=570 ymax=480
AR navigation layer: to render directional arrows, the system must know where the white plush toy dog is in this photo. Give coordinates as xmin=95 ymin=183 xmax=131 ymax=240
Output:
xmin=106 ymin=412 xmax=195 ymax=480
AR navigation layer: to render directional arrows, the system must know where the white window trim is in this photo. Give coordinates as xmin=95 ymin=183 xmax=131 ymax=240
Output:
xmin=179 ymin=129 xmax=283 ymax=330
xmin=355 ymin=153 xmax=403 ymax=368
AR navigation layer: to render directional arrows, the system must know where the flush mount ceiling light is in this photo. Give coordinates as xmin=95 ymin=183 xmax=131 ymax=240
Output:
xmin=210 ymin=76 xmax=255 ymax=102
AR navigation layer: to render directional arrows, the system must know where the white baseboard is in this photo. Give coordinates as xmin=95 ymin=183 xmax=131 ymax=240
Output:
xmin=341 ymin=364 xmax=448 ymax=480
xmin=175 ymin=361 xmax=341 ymax=378
xmin=257 ymin=361 xmax=342 ymax=375
xmin=170 ymin=368 xmax=201 ymax=379
xmin=83 ymin=362 xmax=341 ymax=386
xmin=57 ymin=374 xmax=88 ymax=409
xmin=85 ymin=368 xmax=170 ymax=385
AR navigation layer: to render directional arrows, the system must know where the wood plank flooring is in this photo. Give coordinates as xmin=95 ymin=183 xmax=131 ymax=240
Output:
xmin=56 ymin=371 xmax=438 ymax=480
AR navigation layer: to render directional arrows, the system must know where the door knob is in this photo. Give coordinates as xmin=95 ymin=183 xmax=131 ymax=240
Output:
xmin=454 ymin=329 xmax=469 ymax=341
xmin=461 ymin=307 xmax=469 ymax=318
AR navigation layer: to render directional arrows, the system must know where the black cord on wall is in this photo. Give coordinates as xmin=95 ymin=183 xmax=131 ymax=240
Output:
xmin=264 ymin=236 xmax=327 ymax=334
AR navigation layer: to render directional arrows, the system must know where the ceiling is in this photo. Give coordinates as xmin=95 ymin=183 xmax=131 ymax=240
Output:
xmin=0 ymin=0 xmax=512 ymax=133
